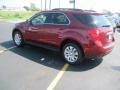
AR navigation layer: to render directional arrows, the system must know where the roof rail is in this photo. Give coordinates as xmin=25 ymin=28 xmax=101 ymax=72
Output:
xmin=84 ymin=10 xmax=96 ymax=12
xmin=52 ymin=8 xmax=83 ymax=11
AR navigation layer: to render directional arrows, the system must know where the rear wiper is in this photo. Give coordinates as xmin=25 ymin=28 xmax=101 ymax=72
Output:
xmin=102 ymin=25 xmax=110 ymax=27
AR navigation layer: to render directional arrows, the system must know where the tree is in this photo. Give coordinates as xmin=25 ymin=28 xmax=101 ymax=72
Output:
xmin=2 ymin=5 xmax=7 ymax=9
xmin=103 ymin=10 xmax=113 ymax=16
xmin=23 ymin=6 xmax=30 ymax=11
xmin=30 ymin=3 xmax=39 ymax=11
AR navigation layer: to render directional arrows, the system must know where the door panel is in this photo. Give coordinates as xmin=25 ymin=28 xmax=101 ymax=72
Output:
xmin=38 ymin=24 xmax=67 ymax=46
xmin=25 ymin=12 xmax=70 ymax=46
xmin=25 ymin=25 xmax=43 ymax=42
xmin=25 ymin=12 xmax=49 ymax=43
xmin=38 ymin=12 xmax=70 ymax=45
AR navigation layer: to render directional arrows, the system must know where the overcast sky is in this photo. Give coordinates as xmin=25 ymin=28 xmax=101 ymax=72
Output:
xmin=0 ymin=0 xmax=120 ymax=12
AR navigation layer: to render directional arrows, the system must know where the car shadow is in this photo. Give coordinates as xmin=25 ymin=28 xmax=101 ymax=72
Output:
xmin=0 ymin=40 xmax=103 ymax=72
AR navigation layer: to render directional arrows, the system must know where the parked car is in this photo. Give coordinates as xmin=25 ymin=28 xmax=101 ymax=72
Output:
xmin=115 ymin=18 xmax=120 ymax=28
xmin=105 ymin=15 xmax=117 ymax=32
xmin=12 ymin=8 xmax=115 ymax=64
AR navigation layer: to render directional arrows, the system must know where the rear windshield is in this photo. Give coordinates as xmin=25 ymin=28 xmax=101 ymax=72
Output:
xmin=73 ymin=14 xmax=111 ymax=27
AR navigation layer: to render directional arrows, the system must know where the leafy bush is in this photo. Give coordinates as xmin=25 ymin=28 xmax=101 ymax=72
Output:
xmin=0 ymin=10 xmax=36 ymax=20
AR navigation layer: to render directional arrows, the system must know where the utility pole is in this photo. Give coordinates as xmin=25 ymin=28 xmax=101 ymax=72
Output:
xmin=74 ymin=0 xmax=75 ymax=9
xmin=45 ymin=0 xmax=47 ymax=10
xmin=49 ymin=0 xmax=51 ymax=10
xmin=59 ymin=0 xmax=60 ymax=8
xmin=41 ymin=0 xmax=42 ymax=11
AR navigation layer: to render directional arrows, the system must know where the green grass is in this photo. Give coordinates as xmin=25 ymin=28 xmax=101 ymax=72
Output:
xmin=0 ymin=10 xmax=37 ymax=21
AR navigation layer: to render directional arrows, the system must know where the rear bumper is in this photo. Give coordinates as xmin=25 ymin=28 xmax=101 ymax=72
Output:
xmin=84 ymin=42 xmax=115 ymax=59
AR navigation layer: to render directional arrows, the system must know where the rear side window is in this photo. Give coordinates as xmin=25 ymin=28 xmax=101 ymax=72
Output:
xmin=51 ymin=13 xmax=69 ymax=24
xmin=73 ymin=14 xmax=111 ymax=27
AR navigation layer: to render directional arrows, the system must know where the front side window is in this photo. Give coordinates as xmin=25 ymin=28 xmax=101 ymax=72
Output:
xmin=31 ymin=13 xmax=52 ymax=25
xmin=31 ymin=14 xmax=46 ymax=25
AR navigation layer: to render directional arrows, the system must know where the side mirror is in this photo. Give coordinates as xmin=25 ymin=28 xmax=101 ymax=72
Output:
xmin=26 ymin=19 xmax=29 ymax=23
xmin=26 ymin=19 xmax=32 ymax=25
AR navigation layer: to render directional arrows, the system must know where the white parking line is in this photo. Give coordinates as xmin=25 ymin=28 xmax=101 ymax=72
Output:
xmin=0 ymin=46 xmax=16 ymax=54
xmin=8 ymin=46 xmax=16 ymax=50
xmin=0 ymin=50 xmax=5 ymax=53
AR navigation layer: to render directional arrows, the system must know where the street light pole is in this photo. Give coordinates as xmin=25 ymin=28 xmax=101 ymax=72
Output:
xmin=69 ymin=0 xmax=75 ymax=9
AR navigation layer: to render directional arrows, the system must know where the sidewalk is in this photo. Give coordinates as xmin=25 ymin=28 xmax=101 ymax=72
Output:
xmin=8 ymin=19 xmax=25 ymax=23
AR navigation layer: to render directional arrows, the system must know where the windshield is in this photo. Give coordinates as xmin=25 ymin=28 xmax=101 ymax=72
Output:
xmin=73 ymin=14 xmax=111 ymax=27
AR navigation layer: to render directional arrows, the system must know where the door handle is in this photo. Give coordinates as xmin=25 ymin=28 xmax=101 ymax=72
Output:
xmin=28 ymin=27 xmax=39 ymax=32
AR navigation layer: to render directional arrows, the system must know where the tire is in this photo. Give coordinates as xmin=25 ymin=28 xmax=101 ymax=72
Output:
xmin=62 ymin=43 xmax=83 ymax=64
xmin=13 ymin=31 xmax=24 ymax=47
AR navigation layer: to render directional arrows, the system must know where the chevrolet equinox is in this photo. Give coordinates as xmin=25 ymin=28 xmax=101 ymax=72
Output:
xmin=12 ymin=8 xmax=115 ymax=64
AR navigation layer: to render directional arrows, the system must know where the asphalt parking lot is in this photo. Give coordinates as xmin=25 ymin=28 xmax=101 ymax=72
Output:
xmin=0 ymin=20 xmax=120 ymax=90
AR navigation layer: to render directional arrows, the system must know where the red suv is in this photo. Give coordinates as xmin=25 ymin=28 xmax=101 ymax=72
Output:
xmin=12 ymin=8 xmax=115 ymax=64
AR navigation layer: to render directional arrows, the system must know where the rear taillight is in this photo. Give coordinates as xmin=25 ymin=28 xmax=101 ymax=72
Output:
xmin=88 ymin=29 xmax=100 ymax=39
xmin=88 ymin=28 xmax=102 ymax=47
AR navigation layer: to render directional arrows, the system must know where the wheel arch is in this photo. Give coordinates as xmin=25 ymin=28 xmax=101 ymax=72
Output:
xmin=12 ymin=28 xmax=22 ymax=39
xmin=60 ymin=39 xmax=85 ymax=57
